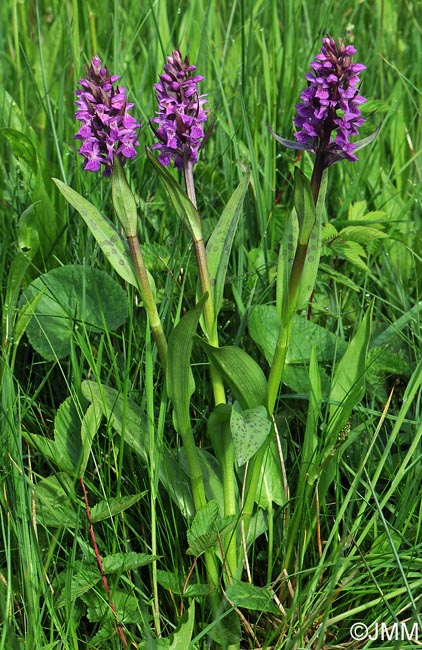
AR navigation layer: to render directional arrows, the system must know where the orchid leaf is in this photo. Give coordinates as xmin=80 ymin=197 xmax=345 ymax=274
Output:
xmin=53 ymin=179 xmax=138 ymax=287
xmin=206 ymin=171 xmax=250 ymax=318
xmin=147 ymin=150 xmax=203 ymax=241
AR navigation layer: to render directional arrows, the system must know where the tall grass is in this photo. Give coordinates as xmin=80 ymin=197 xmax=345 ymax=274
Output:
xmin=1 ymin=0 xmax=422 ymax=648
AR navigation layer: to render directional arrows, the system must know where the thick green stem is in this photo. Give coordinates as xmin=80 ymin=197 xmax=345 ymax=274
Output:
xmin=127 ymin=235 xmax=168 ymax=365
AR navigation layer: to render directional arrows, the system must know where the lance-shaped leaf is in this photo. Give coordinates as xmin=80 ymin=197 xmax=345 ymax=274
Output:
xmin=327 ymin=299 xmax=374 ymax=437
xmin=167 ymin=295 xmax=207 ymax=437
xmin=147 ymin=149 xmax=203 ymax=241
xmin=206 ymin=171 xmax=250 ymax=318
xmin=112 ymin=158 xmax=138 ymax=237
xmin=53 ymin=179 xmax=138 ymax=287
xmin=294 ymin=167 xmax=315 ymax=245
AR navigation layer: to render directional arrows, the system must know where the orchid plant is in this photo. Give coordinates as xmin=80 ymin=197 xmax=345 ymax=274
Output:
xmin=52 ymin=36 xmax=377 ymax=647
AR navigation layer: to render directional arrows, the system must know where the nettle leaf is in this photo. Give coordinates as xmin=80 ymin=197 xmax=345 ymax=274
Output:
xmin=330 ymin=240 xmax=369 ymax=272
xmin=337 ymin=225 xmax=388 ymax=243
xmin=230 ymin=402 xmax=272 ymax=467
xmin=322 ymin=222 xmax=339 ymax=242
xmin=20 ymin=265 xmax=128 ymax=360
xmin=187 ymin=500 xmax=236 ymax=556
xmin=81 ymin=380 xmax=148 ymax=460
xmin=101 ymin=552 xmax=158 ymax=573
xmin=225 ymin=579 xmax=280 ymax=615
xmin=187 ymin=500 xmax=219 ymax=556
xmin=56 ymin=564 xmax=101 ymax=607
xmin=90 ymin=494 xmax=146 ymax=523
xmin=34 ymin=473 xmax=79 ymax=527
xmin=83 ymin=588 xmax=141 ymax=624
xmin=157 ymin=570 xmax=185 ymax=595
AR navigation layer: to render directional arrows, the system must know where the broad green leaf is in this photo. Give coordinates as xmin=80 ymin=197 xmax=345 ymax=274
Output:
xmin=248 ymin=305 xmax=347 ymax=366
xmin=230 ymin=402 xmax=272 ymax=467
xmin=206 ymin=172 xmax=250 ymax=317
xmin=328 ymin=300 xmax=374 ymax=436
xmin=53 ymin=179 xmax=138 ymax=287
xmin=225 ymin=580 xmax=280 ymax=615
xmin=83 ymin=588 xmax=141 ymax=624
xmin=112 ymin=158 xmax=138 ymax=237
xmin=169 ymin=601 xmax=195 ymax=650
xmin=179 ymin=447 xmax=224 ymax=515
xmin=294 ymin=167 xmax=315 ymax=245
xmin=147 ymin=150 xmax=203 ymax=241
xmin=34 ymin=473 xmax=79 ymax=527
xmin=196 ymin=338 xmax=268 ymax=409
xmin=167 ymin=296 xmax=206 ymax=437
xmin=90 ymin=494 xmax=145 ymax=523
xmin=56 ymin=564 xmax=101 ymax=606
xmin=20 ymin=265 xmax=128 ymax=360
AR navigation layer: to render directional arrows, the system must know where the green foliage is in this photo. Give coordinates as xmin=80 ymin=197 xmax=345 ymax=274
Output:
xmin=20 ymin=265 xmax=128 ymax=360
xmin=1 ymin=1 xmax=422 ymax=648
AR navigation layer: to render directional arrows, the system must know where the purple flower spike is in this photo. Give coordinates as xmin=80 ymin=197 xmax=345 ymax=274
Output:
xmin=151 ymin=50 xmax=209 ymax=169
xmin=74 ymin=56 xmax=140 ymax=175
xmin=293 ymin=35 xmax=366 ymax=165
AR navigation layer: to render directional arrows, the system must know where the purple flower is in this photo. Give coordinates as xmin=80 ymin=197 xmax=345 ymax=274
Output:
xmin=151 ymin=50 xmax=209 ymax=169
xmin=293 ymin=35 xmax=366 ymax=164
xmin=74 ymin=56 xmax=140 ymax=175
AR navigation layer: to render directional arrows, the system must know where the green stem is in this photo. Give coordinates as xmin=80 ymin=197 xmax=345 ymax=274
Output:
xmin=184 ymin=161 xmax=238 ymax=581
xmin=244 ymin=161 xmax=326 ymax=543
xmin=127 ymin=235 xmax=168 ymax=365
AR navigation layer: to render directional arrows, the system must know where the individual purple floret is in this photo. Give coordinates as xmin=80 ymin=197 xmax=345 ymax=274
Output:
xmin=294 ymin=35 xmax=366 ymax=164
xmin=151 ymin=50 xmax=209 ymax=169
xmin=74 ymin=56 xmax=140 ymax=175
